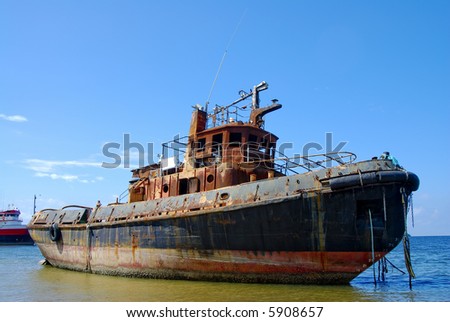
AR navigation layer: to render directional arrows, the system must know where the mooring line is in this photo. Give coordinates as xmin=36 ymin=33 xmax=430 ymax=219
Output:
xmin=368 ymin=208 xmax=376 ymax=286
xmin=401 ymin=187 xmax=415 ymax=290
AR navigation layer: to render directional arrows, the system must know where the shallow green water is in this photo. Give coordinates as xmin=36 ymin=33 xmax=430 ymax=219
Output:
xmin=1 ymin=236 xmax=449 ymax=302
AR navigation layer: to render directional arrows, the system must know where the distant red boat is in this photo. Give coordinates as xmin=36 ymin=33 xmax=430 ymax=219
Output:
xmin=0 ymin=208 xmax=34 ymax=245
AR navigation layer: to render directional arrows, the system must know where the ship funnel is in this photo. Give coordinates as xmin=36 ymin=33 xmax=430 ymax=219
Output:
xmin=255 ymin=81 xmax=268 ymax=91
xmin=252 ymin=81 xmax=269 ymax=109
xmin=250 ymin=101 xmax=282 ymax=128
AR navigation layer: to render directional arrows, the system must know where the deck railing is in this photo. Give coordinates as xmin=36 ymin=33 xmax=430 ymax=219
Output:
xmin=240 ymin=151 xmax=357 ymax=175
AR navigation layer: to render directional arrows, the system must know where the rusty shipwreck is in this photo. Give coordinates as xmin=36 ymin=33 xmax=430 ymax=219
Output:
xmin=28 ymin=82 xmax=419 ymax=284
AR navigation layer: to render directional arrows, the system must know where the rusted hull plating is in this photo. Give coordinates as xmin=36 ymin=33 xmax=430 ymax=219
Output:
xmin=29 ymin=160 xmax=419 ymax=284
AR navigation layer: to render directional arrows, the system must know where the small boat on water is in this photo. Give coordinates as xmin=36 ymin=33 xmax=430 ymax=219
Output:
xmin=28 ymin=82 xmax=419 ymax=284
xmin=1 ymin=208 xmax=34 ymax=245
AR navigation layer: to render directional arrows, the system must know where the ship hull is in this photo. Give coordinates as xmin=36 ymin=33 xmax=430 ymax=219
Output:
xmin=34 ymin=244 xmax=382 ymax=284
xmin=28 ymin=160 xmax=419 ymax=284
xmin=0 ymin=228 xmax=35 ymax=246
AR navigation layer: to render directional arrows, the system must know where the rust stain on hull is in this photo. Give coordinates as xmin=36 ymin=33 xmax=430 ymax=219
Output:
xmin=33 ymin=239 xmax=385 ymax=284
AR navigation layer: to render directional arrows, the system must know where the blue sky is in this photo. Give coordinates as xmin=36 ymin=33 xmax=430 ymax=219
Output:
xmin=1 ymin=0 xmax=449 ymax=236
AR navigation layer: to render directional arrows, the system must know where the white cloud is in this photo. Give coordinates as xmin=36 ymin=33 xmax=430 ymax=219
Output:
xmin=24 ymin=159 xmax=101 ymax=173
xmin=0 ymin=113 xmax=28 ymax=122
xmin=24 ymin=159 xmax=103 ymax=183
xmin=35 ymin=172 xmax=79 ymax=182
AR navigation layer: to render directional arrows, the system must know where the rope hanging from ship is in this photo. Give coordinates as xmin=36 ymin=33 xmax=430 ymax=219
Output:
xmin=368 ymin=209 xmax=377 ymax=286
xmin=408 ymin=190 xmax=415 ymax=228
xmin=401 ymin=187 xmax=416 ymax=290
xmin=375 ymin=189 xmax=416 ymax=289
xmin=370 ymin=188 xmax=416 ymax=289
xmin=376 ymin=256 xmax=408 ymax=284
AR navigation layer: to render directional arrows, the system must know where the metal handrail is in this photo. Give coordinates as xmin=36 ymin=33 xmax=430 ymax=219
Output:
xmin=240 ymin=151 xmax=357 ymax=175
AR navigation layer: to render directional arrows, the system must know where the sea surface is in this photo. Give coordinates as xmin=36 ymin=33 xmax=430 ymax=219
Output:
xmin=0 ymin=236 xmax=449 ymax=302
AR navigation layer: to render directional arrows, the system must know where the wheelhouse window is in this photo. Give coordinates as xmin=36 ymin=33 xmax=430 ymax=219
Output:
xmin=229 ymin=133 xmax=242 ymax=148
xmin=196 ymin=138 xmax=206 ymax=152
xmin=212 ymin=133 xmax=223 ymax=155
xmin=248 ymin=134 xmax=258 ymax=144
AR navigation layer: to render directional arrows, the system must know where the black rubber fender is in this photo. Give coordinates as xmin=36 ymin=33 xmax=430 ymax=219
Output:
xmin=376 ymin=171 xmax=407 ymax=183
xmin=377 ymin=171 xmax=419 ymax=191
xmin=406 ymin=172 xmax=420 ymax=191
xmin=49 ymin=223 xmax=61 ymax=242
xmin=330 ymin=170 xmax=420 ymax=191
xmin=329 ymin=172 xmax=377 ymax=190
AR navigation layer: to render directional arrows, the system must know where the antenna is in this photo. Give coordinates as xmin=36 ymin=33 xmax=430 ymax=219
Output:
xmin=205 ymin=9 xmax=248 ymax=113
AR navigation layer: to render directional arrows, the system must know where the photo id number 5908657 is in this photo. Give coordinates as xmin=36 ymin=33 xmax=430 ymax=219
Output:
xmin=267 ymin=306 xmax=324 ymax=318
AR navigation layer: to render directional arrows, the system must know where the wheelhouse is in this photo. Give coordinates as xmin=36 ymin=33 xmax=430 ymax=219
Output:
xmin=128 ymin=81 xmax=282 ymax=202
